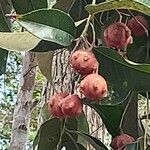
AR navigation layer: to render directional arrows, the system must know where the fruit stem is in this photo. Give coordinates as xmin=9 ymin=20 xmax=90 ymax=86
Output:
xmin=89 ymin=22 xmax=96 ymax=51
xmin=80 ymin=0 xmax=96 ymax=37
xmin=66 ymin=132 xmax=80 ymax=150
xmin=144 ymin=92 xmax=149 ymax=150
xmin=92 ymin=0 xmax=96 ymax=4
xmin=57 ymin=118 xmax=67 ymax=150
xmin=80 ymin=15 xmax=92 ymax=37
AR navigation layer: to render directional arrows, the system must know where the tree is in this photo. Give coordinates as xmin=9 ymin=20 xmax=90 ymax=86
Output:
xmin=0 ymin=0 xmax=150 ymax=150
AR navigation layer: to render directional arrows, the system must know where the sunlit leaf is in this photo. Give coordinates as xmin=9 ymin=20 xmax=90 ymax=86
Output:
xmin=36 ymin=51 xmax=54 ymax=80
xmin=86 ymin=0 xmax=150 ymax=16
xmin=17 ymin=9 xmax=75 ymax=48
xmin=0 ymin=32 xmax=41 ymax=52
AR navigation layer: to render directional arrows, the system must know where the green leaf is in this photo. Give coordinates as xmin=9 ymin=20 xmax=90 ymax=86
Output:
xmin=0 ymin=0 xmax=11 ymax=75
xmin=0 ymin=49 xmax=8 ymax=75
xmin=101 ymin=86 xmax=130 ymax=105
xmin=76 ymin=113 xmax=89 ymax=147
xmin=125 ymin=141 xmax=139 ymax=150
xmin=31 ymin=40 xmax=64 ymax=52
xmin=87 ymin=102 xmax=124 ymax=137
xmin=127 ymin=36 xmax=149 ymax=63
xmin=37 ymin=118 xmax=61 ymax=150
xmin=84 ymin=93 xmax=137 ymax=138
xmin=0 ymin=0 xmax=11 ymax=31
xmin=68 ymin=131 xmax=108 ymax=150
xmin=81 ymin=134 xmax=108 ymax=150
xmin=0 ymin=32 xmax=41 ymax=52
xmin=36 ymin=51 xmax=54 ymax=80
xmin=53 ymin=0 xmax=75 ymax=13
xmin=94 ymin=46 xmax=150 ymax=91
xmin=11 ymin=0 xmax=48 ymax=14
xmin=85 ymin=0 xmax=150 ymax=16
xmin=34 ymin=117 xmax=79 ymax=150
xmin=17 ymin=9 xmax=75 ymax=48
xmin=63 ymin=142 xmax=86 ymax=150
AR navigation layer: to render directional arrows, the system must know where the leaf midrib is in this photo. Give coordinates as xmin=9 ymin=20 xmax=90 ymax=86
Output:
xmin=95 ymin=48 xmax=150 ymax=74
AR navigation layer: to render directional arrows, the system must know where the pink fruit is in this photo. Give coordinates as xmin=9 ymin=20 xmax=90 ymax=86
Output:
xmin=80 ymin=74 xmax=108 ymax=100
xmin=111 ymin=134 xmax=135 ymax=150
xmin=70 ymin=49 xmax=98 ymax=75
xmin=48 ymin=92 xmax=69 ymax=118
xmin=60 ymin=94 xmax=83 ymax=118
xmin=127 ymin=15 xmax=149 ymax=36
xmin=104 ymin=22 xmax=133 ymax=50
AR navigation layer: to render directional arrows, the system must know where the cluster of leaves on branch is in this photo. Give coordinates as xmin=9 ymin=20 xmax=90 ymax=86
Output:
xmin=0 ymin=0 xmax=150 ymax=150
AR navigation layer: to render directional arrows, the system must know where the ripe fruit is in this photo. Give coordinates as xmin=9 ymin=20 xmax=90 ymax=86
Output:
xmin=127 ymin=15 xmax=149 ymax=36
xmin=110 ymin=134 xmax=135 ymax=150
xmin=104 ymin=22 xmax=133 ymax=50
xmin=60 ymin=94 xmax=83 ymax=118
xmin=70 ymin=49 xmax=98 ymax=75
xmin=48 ymin=92 xmax=68 ymax=118
xmin=80 ymin=74 xmax=108 ymax=100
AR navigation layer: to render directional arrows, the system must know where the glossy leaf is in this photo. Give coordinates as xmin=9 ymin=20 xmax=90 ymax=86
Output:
xmin=0 ymin=0 xmax=11 ymax=75
xmin=36 ymin=51 xmax=54 ymax=80
xmin=11 ymin=0 xmax=48 ymax=14
xmin=101 ymin=86 xmax=130 ymax=105
xmin=84 ymin=92 xmax=137 ymax=138
xmin=94 ymin=47 xmax=150 ymax=91
xmin=127 ymin=36 xmax=149 ymax=63
xmin=0 ymin=1 xmax=11 ymax=31
xmin=34 ymin=118 xmax=78 ymax=150
xmin=17 ymin=9 xmax=75 ymax=48
xmin=37 ymin=118 xmax=61 ymax=150
xmin=0 ymin=32 xmax=41 ymax=52
xmin=31 ymin=40 xmax=64 ymax=52
xmin=87 ymin=102 xmax=124 ymax=137
xmin=63 ymin=142 xmax=86 ymax=150
xmin=68 ymin=130 xmax=108 ymax=150
xmin=86 ymin=0 xmax=150 ymax=16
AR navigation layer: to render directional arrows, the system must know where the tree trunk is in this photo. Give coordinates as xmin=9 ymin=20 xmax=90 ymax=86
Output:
xmin=10 ymin=52 xmax=36 ymax=150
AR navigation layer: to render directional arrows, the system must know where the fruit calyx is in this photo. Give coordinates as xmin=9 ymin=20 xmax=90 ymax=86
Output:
xmin=70 ymin=49 xmax=98 ymax=75
xmin=80 ymin=73 xmax=108 ymax=100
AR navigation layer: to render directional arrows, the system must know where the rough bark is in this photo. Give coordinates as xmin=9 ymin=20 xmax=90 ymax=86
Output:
xmin=10 ymin=52 xmax=36 ymax=150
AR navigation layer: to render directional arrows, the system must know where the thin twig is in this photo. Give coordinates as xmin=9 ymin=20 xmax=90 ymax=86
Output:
xmin=119 ymin=92 xmax=134 ymax=129
xmin=66 ymin=132 xmax=80 ymax=150
xmin=128 ymin=10 xmax=149 ymax=37
xmin=57 ymin=118 xmax=67 ymax=150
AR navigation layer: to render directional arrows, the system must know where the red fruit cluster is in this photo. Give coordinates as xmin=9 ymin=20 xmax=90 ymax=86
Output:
xmin=127 ymin=15 xmax=149 ymax=36
xmin=49 ymin=48 xmax=108 ymax=118
xmin=48 ymin=93 xmax=83 ymax=118
xmin=70 ymin=49 xmax=98 ymax=75
xmin=111 ymin=134 xmax=135 ymax=150
xmin=104 ymin=22 xmax=133 ymax=50
xmin=70 ymin=49 xmax=108 ymax=100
